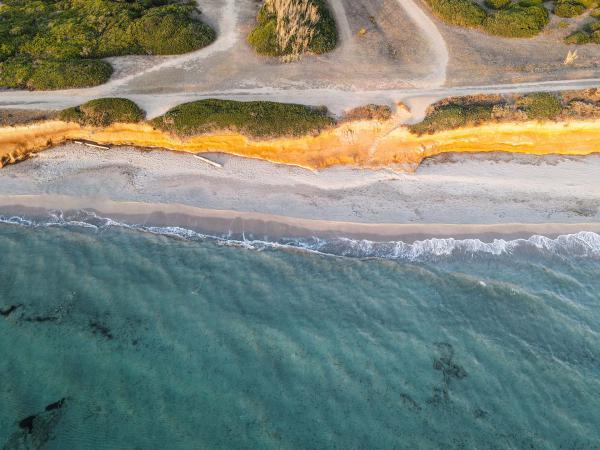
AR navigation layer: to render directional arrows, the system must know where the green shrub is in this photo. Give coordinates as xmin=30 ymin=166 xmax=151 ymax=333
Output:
xmin=517 ymin=92 xmax=562 ymax=120
xmin=554 ymin=0 xmax=588 ymax=17
xmin=518 ymin=0 xmax=544 ymax=6
xmin=423 ymin=0 xmax=486 ymax=27
xmin=591 ymin=7 xmax=600 ymax=18
xmin=131 ymin=6 xmax=215 ymax=55
xmin=0 ymin=56 xmax=34 ymax=89
xmin=485 ymin=0 xmax=511 ymax=9
xmin=28 ymin=60 xmax=113 ymax=90
xmin=591 ymin=29 xmax=600 ymax=43
xmin=409 ymin=103 xmax=494 ymax=135
xmin=59 ymin=98 xmax=145 ymax=127
xmin=565 ymin=30 xmax=591 ymax=44
xmin=0 ymin=0 xmax=215 ymax=89
xmin=306 ymin=1 xmax=338 ymax=54
xmin=483 ymin=5 xmax=549 ymax=37
xmin=247 ymin=16 xmax=281 ymax=56
xmin=589 ymin=20 xmax=600 ymax=31
xmin=0 ymin=58 xmax=113 ymax=90
xmin=151 ymin=99 xmax=335 ymax=138
xmin=423 ymin=0 xmax=593 ymax=39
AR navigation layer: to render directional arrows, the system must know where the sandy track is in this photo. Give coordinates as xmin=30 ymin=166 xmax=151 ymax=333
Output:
xmin=3 ymin=77 xmax=600 ymax=122
xmin=395 ymin=0 xmax=448 ymax=86
xmin=328 ymin=0 xmax=353 ymax=46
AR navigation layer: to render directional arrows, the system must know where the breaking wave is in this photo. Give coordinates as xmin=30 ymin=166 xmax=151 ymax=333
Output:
xmin=1 ymin=210 xmax=600 ymax=261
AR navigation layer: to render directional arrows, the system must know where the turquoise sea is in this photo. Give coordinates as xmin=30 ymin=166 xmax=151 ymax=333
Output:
xmin=1 ymin=212 xmax=600 ymax=449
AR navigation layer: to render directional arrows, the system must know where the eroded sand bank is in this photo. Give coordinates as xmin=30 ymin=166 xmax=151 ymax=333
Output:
xmin=2 ymin=118 xmax=600 ymax=171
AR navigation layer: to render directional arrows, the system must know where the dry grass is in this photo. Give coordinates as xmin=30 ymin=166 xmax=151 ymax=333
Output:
xmin=264 ymin=0 xmax=321 ymax=61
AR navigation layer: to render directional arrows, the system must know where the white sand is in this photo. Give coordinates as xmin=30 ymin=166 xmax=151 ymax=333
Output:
xmin=1 ymin=144 xmax=599 ymax=227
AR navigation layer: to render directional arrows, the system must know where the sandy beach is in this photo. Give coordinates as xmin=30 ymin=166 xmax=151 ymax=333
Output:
xmin=1 ymin=143 xmax=599 ymax=241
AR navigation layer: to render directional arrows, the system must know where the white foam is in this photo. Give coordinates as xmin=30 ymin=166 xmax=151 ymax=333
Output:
xmin=1 ymin=210 xmax=599 ymax=261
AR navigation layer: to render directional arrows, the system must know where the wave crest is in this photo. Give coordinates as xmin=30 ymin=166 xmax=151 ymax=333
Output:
xmin=1 ymin=210 xmax=599 ymax=260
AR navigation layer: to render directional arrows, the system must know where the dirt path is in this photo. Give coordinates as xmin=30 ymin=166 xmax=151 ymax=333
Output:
xmin=395 ymin=0 xmax=448 ymax=86
xmin=328 ymin=0 xmax=353 ymax=49
xmin=3 ymin=77 xmax=599 ymax=120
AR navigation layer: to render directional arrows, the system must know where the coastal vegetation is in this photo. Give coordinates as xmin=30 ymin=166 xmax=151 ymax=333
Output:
xmin=0 ymin=0 xmax=215 ymax=90
xmin=410 ymin=89 xmax=600 ymax=134
xmin=554 ymin=0 xmax=595 ymax=18
xmin=341 ymin=104 xmax=393 ymax=122
xmin=59 ymin=98 xmax=145 ymax=127
xmin=3 ymin=91 xmax=600 ymax=170
xmin=422 ymin=0 xmax=600 ymax=39
xmin=151 ymin=99 xmax=335 ymax=138
xmin=247 ymin=0 xmax=338 ymax=60
xmin=566 ymin=14 xmax=600 ymax=44
xmin=0 ymin=109 xmax=56 ymax=126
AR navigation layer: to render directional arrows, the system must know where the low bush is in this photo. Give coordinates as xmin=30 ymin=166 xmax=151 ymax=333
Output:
xmin=565 ymin=30 xmax=591 ymax=44
xmin=130 ymin=7 xmax=215 ymax=55
xmin=0 ymin=58 xmax=113 ymax=90
xmin=424 ymin=0 xmax=595 ymax=39
xmin=423 ymin=0 xmax=486 ymax=27
xmin=0 ymin=0 xmax=215 ymax=89
xmin=554 ymin=0 xmax=588 ymax=17
xmin=151 ymin=99 xmax=335 ymax=138
xmin=517 ymin=93 xmax=562 ymax=120
xmin=555 ymin=0 xmax=596 ymax=17
xmin=485 ymin=0 xmax=511 ymax=9
xmin=565 ymin=18 xmax=600 ymax=44
xmin=483 ymin=5 xmax=549 ymax=38
xmin=59 ymin=98 xmax=145 ymax=127
xmin=342 ymin=104 xmax=392 ymax=121
xmin=247 ymin=16 xmax=280 ymax=56
xmin=409 ymin=103 xmax=494 ymax=135
xmin=518 ymin=0 xmax=544 ymax=6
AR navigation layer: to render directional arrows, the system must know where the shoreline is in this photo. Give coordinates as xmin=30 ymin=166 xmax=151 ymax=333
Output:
xmin=2 ymin=194 xmax=600 ymax=243
xmin=2 ymin=144 xmax=599 ymax=228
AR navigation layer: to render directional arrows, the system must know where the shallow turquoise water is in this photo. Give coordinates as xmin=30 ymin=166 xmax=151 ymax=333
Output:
xmin=1 ymin=220 xmax=600 ymax=449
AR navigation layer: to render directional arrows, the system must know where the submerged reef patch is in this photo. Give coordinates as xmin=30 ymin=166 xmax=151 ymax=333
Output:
xmin=4 ymin=398 xmax=68 ymax=450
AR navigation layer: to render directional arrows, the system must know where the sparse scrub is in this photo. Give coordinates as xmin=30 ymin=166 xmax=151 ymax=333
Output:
xmin=59 ymin=98 xmax=145 ymax=127
xmin=408 ymin=91 xmax=600 ymax=134
xmin=151 ymin=99 xmax=335 ymax=138
xmin=342 ymin=105 xmax=392 ymax=122
xmin=248 ymin=0 xmax=338 ymax=60
xmin=565 ymin=16 xmax=600 ymax=44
